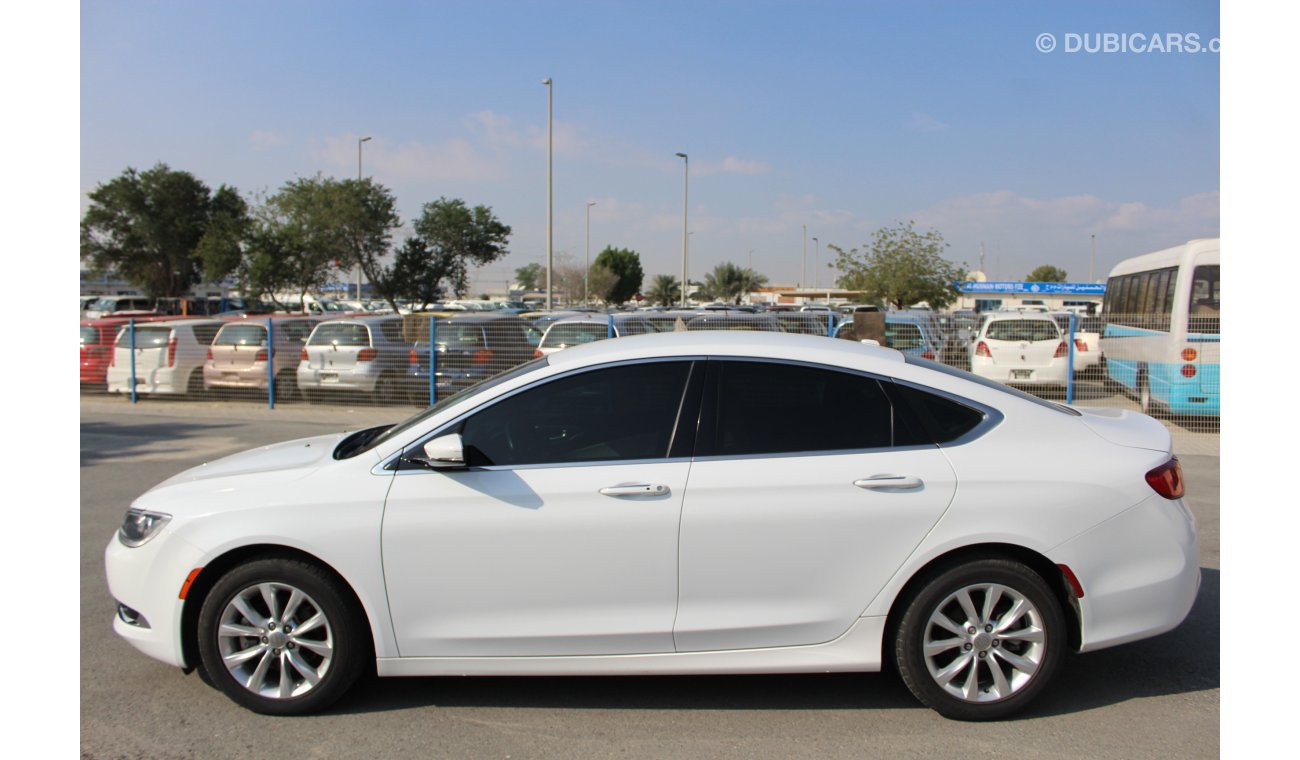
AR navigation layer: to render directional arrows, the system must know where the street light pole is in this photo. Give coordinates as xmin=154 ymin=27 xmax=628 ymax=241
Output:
xmin=543 ymin=78 xmax=554 ymax=311
xmin=812 ymin=236 xmax=819 ymax=290
xmin=802 ymin=225 xmax=807 ymax=291
xmin=675 ymin=152 xmax=689 ymax=307
xmin=585 ymin=201 xmax=596 ymax=304
xmin=356 ymin=136 xmax=372 ymax=302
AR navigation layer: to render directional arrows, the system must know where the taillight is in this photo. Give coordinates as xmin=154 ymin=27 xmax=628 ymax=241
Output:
xmin=357 ymin=347 xmax=378 ymax=362
xmin=1074 ymin=339 xmax=1087 ymax=353
xmin=975 ymin=341 xmax=991 ymax=358
xmin=922 ymin=350 xmax=935 ymax=360
xmin=1181 ymin=364 xmax=1197 ymax=378
xmin=1053 ymin=341 xmax=1068 ymax=358
xmin=534 ymin=349 xmax=544 ymax=359
xmin=1145 ymin=459 xmax=1185 ymax=499
xmin=1181 ymin=347 xmax=1198 ymax=361
xmin=167 ymin=337 xmax=178 ymax=367
xmin=255 ymin=348 xmax=269 ymax=362
xmin=300 ymin=348 xmax=309 ymax=361
xmin=409 ymin=348 xmax=418 ymax=367
xmin=474 ymin=348 xmax=493 ymax=365
xmin=206 ymin=348 xmax=213 ymax=361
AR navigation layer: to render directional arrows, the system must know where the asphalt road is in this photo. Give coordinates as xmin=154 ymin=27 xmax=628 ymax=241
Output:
xmin=80 ymin=399 xmax=1220 ymax=759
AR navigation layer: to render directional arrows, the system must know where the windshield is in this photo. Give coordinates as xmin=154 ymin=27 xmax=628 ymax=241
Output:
xmin=356 ymin=357 xmax=549 ymax=455
xmin=985 ymin=320 xmax=1059 ymax=342
xmin=309 ymin=323 xmax=370 ymax=347
xmin=114 ymin=326 xmax=172 ymax=348
xmin=80 ymin=326 xmax=100 ymax=346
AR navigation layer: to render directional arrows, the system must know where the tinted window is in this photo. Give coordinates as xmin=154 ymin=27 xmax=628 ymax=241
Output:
xmin=985 ymin=320 xmax=1058 ymax=342
xmin=902 ymin=354 xmax=1080 ymax=416
xmin=310 ymin=323 xmax=371 ymax=347
xmin=544 ymin=323 xmax=609 ymax=348
xmin=436 ymin=322 xmax=485 ymax=348
xmin=215 ymin=324 xmax=266 ymax=346
xmin=191 ymin=324 xmax=222 ymax=345
xmin=459 ymin=361 xmax=693 ymax=466
xmin=885 ymin=323 xmax=924 ymax=350
xmin=890 ymin=383 xmax=986 ymax=445
xmin=701 ymin=361 xmax=892 ymax=456
xmin=115 ymin=326 xmax=171 ymax=348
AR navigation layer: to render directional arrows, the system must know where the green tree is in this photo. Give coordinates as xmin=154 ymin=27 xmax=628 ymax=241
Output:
xmin=592 ymin=246 xmax=644 ymax=305
xmin=830 ymin=221 xmax=965 ymax=310
xmin=80 ymin=163 xmax=246 ymax=298
xmin=700 ymin=262 xmax=769 ymax=304
xmin=377 ymin=197 xmax=511 ymax=307
xmin=514 ymin=262 xmax=543 ymax=291
xmin=239 ymin=175 xmax=387 ymax=307
xmin=1025 ymin=264 xmax=1068 ymax=282
xmin=647 ymin=274 xmax=681 ymax=306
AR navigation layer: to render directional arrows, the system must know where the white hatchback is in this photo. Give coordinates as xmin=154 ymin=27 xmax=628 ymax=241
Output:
xmin=970 ymin=313 xmax=1070 ymax=388
xmin=105 ymin=319 xmax=225 ymax=396
xmin=105 ymin=332 xmax=1198 ymax=721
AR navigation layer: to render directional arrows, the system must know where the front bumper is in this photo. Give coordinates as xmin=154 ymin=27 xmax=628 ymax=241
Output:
xmin=104 ymin=529 xmax=207 ymax=669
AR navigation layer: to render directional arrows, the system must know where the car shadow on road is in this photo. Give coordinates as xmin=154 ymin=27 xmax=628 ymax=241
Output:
xmin=333 ymin=568 xmax=1219 ymax=718
xmin=80 ymin=420 xmax=241 ymax=467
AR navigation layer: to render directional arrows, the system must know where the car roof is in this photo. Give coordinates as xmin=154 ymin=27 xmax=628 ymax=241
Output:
xmin=983 ymin=311 xmax=1056 ymax=322
xmin=544 ymin=330 xmax=906 ymax=370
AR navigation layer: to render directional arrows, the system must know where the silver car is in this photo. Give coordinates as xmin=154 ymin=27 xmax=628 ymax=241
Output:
xmin=297 ymin=316 xmax=412 ymax=403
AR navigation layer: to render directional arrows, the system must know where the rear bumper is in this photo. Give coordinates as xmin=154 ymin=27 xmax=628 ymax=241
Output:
xmin=106 ymin=366 xmax=188 ymax=394
xmin=204 ymin=364 xmax=272 ymax=390
xmin=969 ymin=358 xmax=1068 ymax=385
xmin=1050 ymin=493 xmax=1200 ymax=652
xmin=297 ymin=364 xmax=382 ymax=392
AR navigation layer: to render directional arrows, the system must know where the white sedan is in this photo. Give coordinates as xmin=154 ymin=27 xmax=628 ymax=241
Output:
xmin=105 ymin=331 xmax=1198 ymax=721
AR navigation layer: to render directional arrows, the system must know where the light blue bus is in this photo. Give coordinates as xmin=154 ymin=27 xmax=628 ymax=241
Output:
xmin=1100 ymin=238 xmax=1219 ymax=417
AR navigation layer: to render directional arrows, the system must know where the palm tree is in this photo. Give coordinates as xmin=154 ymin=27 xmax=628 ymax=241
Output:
xmin=647 ymin=274 xmax=681 ymax=306
xmin=702 ymin=262 xmax=769 ymax=305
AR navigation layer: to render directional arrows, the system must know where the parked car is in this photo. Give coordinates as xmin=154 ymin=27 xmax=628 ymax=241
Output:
xmin=535 ymin=314 xmax=656 ymax=356
xmin=83 ymin=295 xmax=156 ymax=320
xmin=970 ymin=312 xmax=1070 ymax=389
xmin=203 ymin=317 xmax=319 ymax=400
xmin=1048 ymin=312 xmax=1101 ymax=376
xmin=774 ymin=311 xmax=835 ymax=336
xmin=685 ymin=313 xmax=785 ymax=332
xmin=81 ymin=316 xmax=179 ymax=388
xmin=407 ymin=314 xmax=538 ymax=403
xmin=106 ymin=319 xmax=225 ymax=396
xmin=296 ymin=316 xmax=412 ymax=403
xmin=105 ymin=331 xmax=1198 ymax=720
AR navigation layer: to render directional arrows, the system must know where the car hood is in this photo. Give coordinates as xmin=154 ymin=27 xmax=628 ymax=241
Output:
xmin=154 ymin=432 xmax=349 ymax=487
xmin=1074 ymin=407 xmax=1172 ymax=453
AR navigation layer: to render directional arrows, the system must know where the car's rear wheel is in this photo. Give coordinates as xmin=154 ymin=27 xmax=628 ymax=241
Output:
xmin=186 ymin=368 xmax=205 ymax=397
xmin=196 ymin=558 xmax=368 ymax=715
xmin=893 ymin=558 xmax=1064 ymax=721
xmin=274 ymin=371 xmax=299 ymax=403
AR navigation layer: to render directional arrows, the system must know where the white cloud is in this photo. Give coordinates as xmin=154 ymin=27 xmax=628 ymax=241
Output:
xmin=317 ymin=133 xmax=507 ymax=182
xmin=250 ymin=130 xmax=290 ymax=149
xmin=694 ymin=156 xmax=772 ymax=177
xmin=907 ymin=112 xmax=950 ymax=133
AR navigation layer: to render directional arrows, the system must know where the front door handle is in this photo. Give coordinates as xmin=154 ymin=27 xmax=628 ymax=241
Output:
xmin=599 ymin=483 xmax=670 ymax=497
xmin=853 ymin=475 xmax=923 ymax=490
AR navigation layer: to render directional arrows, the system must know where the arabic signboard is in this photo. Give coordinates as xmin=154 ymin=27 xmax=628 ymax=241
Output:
xmin=954 ymin=281 xmax=1106 ymax=295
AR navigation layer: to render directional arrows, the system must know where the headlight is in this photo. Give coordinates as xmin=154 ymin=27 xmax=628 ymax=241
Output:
xmin=118 ymin=508 xmax=172 ymax=547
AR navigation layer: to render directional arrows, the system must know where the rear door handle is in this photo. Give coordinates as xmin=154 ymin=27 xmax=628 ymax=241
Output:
xmin=853 ymin=475 xmax=923 ymax=490
xmin=599 ymin=483 xmax=670 ymax=497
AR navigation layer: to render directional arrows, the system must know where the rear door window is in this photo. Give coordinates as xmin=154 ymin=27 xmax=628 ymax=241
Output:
xmin=215 ymin=324 xmax=266 ymax=346
xmin=698 ymin=360 xmax=893 ymax=456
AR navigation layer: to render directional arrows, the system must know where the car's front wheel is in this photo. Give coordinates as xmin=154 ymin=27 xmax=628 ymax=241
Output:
xmin=893 ymin=558 xmax=1064 ymax=720
xmin=196 ymin=558 xmax=368 ymax=715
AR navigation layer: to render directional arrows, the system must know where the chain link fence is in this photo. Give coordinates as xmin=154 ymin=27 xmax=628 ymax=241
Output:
xmin=81 ymin=308 xmax=1218 ymax=444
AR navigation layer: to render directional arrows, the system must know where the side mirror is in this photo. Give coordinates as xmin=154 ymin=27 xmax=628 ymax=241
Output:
xmin=405 ymin=433 xmax=466 ymax=470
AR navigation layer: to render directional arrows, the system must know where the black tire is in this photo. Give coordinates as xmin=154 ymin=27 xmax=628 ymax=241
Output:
xmin=196 ymin=558 xmax=368 ymax=715
xmin=185 ymin=368 xmax=205 ymax=397
xmin=893 ymin=558 xmax=1064 ymax=721
xmin=274 ymin=371 xmax=299 ymax=403
xmin=375 ymin=373 xmax=398 ymax=405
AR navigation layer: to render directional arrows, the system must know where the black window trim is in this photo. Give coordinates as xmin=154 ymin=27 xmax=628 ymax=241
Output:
xmin=383 ymin=356 xmax=707 ymax=473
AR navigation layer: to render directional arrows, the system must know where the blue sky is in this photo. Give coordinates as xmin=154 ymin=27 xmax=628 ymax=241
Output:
xmin=80 ymin=1 xmax=1220 ymax=291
